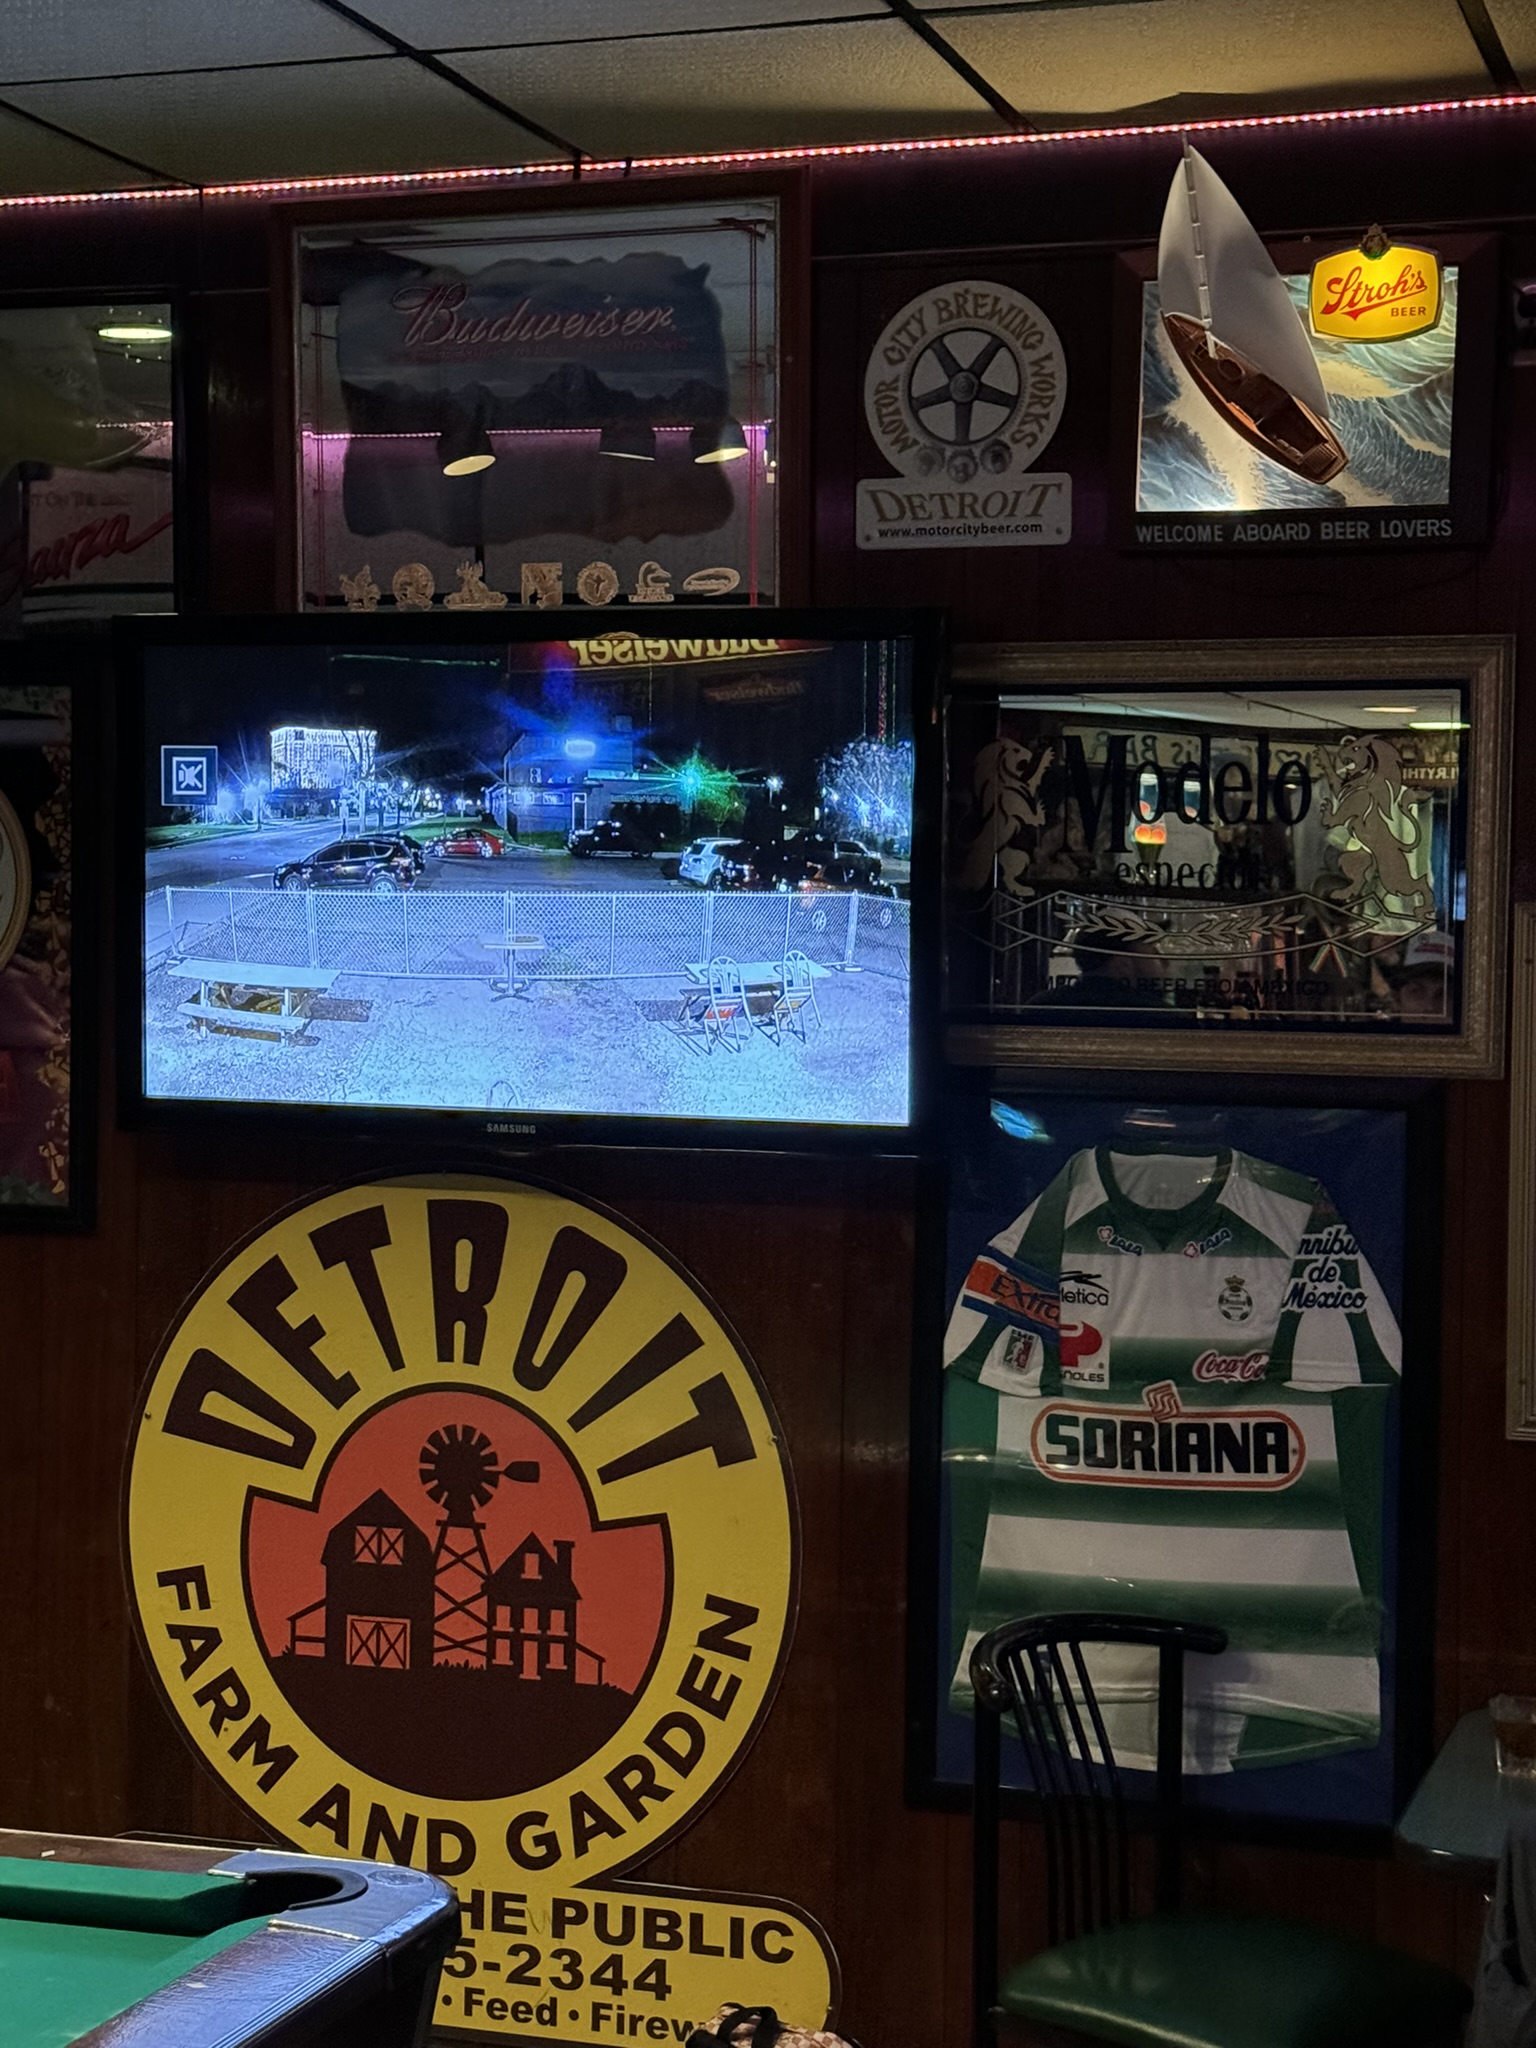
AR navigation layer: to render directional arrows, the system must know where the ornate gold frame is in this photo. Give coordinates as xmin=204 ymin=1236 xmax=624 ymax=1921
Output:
xmin=946 ymin=637 xmax=1512 ymax=1079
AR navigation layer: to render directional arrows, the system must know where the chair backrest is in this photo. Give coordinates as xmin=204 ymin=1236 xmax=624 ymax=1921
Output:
xmin=969 ymin=1612 xmax=1227 ymax=2045
xmin=708 ymin=956 xmax=745 ymax=1008
xmin=783 ymin=949 xmax=814 ymax=995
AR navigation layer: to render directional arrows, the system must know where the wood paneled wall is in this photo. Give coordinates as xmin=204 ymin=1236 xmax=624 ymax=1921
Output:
xmin=2 ymin=108 xmax=1535 ymax=2043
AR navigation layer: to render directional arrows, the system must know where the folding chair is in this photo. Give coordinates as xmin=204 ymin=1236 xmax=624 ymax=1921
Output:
xmin=678 ymin=956 xmax=748 ymax=1053
xmin=765 ymin=949 xmax=822 ymax=1044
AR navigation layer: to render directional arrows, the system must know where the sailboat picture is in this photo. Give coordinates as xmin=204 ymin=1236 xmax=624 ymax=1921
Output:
xmin=1156 ymin=145 xmax=1347 ymax=485
xmin=1133 ymin=145 xmax=1461 ymax=542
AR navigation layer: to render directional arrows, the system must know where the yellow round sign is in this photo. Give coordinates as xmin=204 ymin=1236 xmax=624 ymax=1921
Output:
xmin=127 ymin=1175 xmax=829 ymax=2041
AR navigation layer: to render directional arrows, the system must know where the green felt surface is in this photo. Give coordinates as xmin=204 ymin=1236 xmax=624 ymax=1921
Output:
xmin=0 ymin=1858 xmax=273 ymax=2048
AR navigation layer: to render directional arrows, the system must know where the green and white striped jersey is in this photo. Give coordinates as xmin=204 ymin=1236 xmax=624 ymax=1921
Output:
xmin=944 ymin=1145 xmax=1401 ymax=1773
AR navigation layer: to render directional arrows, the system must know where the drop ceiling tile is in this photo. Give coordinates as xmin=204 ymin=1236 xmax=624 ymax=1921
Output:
xmin=452 ymin=20 xmax=996 ymax=158
xmin=940 ymin=0 xmax=1487 ymax=117
xmin=364 ymin=0 xmax=881 ymax=47
xmin=0 ymin=102 xmax=160 ymax=195
xmin=3 ymin=61 xmax=563 ymax=185
xmin=0 ymin=0 xmax=381 ymax=84
xmin=1486 ymin=0 xmax=1536 ymax=81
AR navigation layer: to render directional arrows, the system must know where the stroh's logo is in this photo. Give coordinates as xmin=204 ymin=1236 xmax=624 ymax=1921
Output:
xmin=1309 ymin=235 xmax=1442 ymax=343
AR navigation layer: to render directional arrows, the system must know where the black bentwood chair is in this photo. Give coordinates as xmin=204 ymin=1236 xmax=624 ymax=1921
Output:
xmin=970 ymin=1614 xmax=1471 ymax=2048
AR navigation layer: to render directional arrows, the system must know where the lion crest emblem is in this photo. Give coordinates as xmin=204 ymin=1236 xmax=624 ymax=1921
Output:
xmin=1322 ymin=734 xmax=1434 ymax=918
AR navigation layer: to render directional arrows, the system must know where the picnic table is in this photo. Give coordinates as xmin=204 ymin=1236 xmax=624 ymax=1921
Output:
xmin=477 ymin=934 xmax=546 ymax=998
xmin=168 ymin=959 xmax=338 ymax=1042
xmin=683 ymin=958 xmax=831 ymax=992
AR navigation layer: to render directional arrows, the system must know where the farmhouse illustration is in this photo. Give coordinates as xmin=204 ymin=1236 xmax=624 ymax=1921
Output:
xmin=261 ymin=1419 xmax=641 ymax=1799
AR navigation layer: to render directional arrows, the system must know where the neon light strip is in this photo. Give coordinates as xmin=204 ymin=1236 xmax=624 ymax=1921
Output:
xmin=299 ymin=425 xmax=771 ymax=440
xmin=2 ymin=90 xmax=1534 ymax=210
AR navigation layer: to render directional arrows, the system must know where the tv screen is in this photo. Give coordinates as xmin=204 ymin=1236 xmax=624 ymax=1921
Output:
xmin=120 ymin=611 xmax=938 ymax=1147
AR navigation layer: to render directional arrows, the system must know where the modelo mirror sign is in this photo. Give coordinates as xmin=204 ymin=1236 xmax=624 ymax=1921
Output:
xmin=945 ymin=638 xmax=1510 ymax=1078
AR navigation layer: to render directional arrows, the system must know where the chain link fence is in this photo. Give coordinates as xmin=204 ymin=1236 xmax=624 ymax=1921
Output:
xmin=158 ymin=886 xmax=909 ymax=982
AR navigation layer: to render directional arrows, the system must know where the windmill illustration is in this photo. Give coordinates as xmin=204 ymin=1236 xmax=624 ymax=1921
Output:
xmin=419 ymin=1425 xmax=539 ymax=1665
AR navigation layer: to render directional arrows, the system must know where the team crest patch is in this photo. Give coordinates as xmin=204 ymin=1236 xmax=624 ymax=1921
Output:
xmin=1218 ymin=1273 xmax=1255 ymax=1323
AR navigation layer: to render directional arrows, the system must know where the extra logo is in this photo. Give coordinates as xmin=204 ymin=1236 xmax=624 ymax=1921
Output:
xmin=1218 ymin=1273 xmax=1254 ymax=1323
xmin=1030 ymin=1382 xmax=1304 ymax=1489
xmin=125 ymin=1176 xmax=836 ymax=2045
xmin=858 ymin=279 xmax=1070 ymax=551
xmin=963 ymin=1252 xmax=1060 ymax=1337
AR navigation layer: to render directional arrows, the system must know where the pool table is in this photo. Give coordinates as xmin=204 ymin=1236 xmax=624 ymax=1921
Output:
xmin=0 ymin=1828 xmax=460 ymax=2047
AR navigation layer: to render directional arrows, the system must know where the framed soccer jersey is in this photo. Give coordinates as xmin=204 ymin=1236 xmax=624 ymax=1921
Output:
xmin=910 ymin=1088 xmax=1436 ymax=1838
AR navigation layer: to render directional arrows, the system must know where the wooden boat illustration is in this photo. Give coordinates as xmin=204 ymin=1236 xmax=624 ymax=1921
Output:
xmin=1157 ymin=144 xmax=1348 ymax=485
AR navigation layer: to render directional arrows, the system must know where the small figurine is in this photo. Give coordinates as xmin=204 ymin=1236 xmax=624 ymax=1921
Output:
xmin=446 ymin=561 xmax=508 ymax=609
xmin=392 ymin=563 xmax=435 ymax=610
xmin=680 ymin=566 xmax=741 ymax=597
xmin=339 ymin=564 xmax=380 ymax=612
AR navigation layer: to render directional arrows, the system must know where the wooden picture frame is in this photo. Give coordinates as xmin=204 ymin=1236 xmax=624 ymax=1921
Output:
xmin=907 ymin=1074 xmax=1442 ymax=1847
xmin=0 ymin=659 xmax=93 ymax=1230
xmin=1506 ymin=903 xmax=1536 ymax=1439
xmin=276 ymin=173 xmax=807 ymax=614
xmin=945 ymin=637 xmax=1512 ymax=1079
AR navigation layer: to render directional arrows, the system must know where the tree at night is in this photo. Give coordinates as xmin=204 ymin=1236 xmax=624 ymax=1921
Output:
xmin=818 ymin=738 xmax=914 ymax=851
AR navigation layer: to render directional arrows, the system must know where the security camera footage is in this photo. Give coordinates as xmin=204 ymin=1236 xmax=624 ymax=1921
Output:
xmin=137 ymin=628 xmax=916 ymax=1131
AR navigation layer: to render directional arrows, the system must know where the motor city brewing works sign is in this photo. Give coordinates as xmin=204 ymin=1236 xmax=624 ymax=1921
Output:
xmin=126 ymin=1177 xmax=834 ymax=2045
xmin=858 ymin=280 xmax=1070 ymax=550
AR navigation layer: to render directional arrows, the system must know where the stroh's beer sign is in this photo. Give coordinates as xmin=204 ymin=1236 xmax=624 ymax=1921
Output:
xmin=1309 ymin=231 xmax=1443 ymax=343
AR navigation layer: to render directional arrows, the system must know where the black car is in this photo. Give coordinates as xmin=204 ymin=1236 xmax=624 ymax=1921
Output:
xmin=784 ymin=835 xmax=882 ymax=887
xmin=567 ymin=819 xmax=652 ymax=858
xmin=273 ymin=839 xmax=415 ymax=891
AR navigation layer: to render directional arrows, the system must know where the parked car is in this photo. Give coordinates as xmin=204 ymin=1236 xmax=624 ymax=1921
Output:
xmin=358 ymin=834 xmax=425 ymax=873
xmin=273 ymin=839 xmax=414 ymax=891
xmin=568 ymin=819 xmax=652 ymax=859
xmin=790 ymin=873 xmax=899 ymax=929
xmin=678 ymin=837 xmax=746 ymax=886
xmin=426 ymin=826 xmax=508 ymax=860
xmin=784 ymin=835 xmax=883 ymax=886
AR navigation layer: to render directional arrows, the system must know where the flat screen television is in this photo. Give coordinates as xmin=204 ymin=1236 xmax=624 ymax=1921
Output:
xmin=117 ymin=609 xmax=940 ymax=1151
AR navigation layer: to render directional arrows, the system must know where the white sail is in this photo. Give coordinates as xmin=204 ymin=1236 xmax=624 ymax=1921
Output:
xmin=1156 ymin=144 xmax=1330 ymax=422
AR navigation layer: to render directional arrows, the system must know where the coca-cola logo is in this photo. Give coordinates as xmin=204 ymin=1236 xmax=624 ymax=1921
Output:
xmin=1191 ymin=1348 xmax=1269 ymax=1383
xmin=1319 ymin=260 xmax=1428 ymax=320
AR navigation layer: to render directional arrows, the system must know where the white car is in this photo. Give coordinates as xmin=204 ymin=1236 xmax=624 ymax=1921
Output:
xmin=677 ymin=837 xmax=744 ymax=886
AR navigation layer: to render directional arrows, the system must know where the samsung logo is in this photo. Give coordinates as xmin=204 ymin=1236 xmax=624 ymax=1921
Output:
xmin=486 ymin=1121 xmax=538 ymax=1136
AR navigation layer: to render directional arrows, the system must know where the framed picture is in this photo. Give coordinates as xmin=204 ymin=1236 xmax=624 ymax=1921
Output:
xmin=1118 ymin=209 xmax=1495 ymax=554
xmin=288 ymin=181 xmax=798 ymax=614
xmin=0 ymin=665 xmax=92 ymax=1227
xmin=1507 ymin=904 xmax=1536 ymax=1439
xmin=945 ymin=637 xmax=1511 ymax=1078
xmin=907 ymin=1083 xmax=1439 ymax=1842
xmin=0 ymin=296 xmax=176 ymax=626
